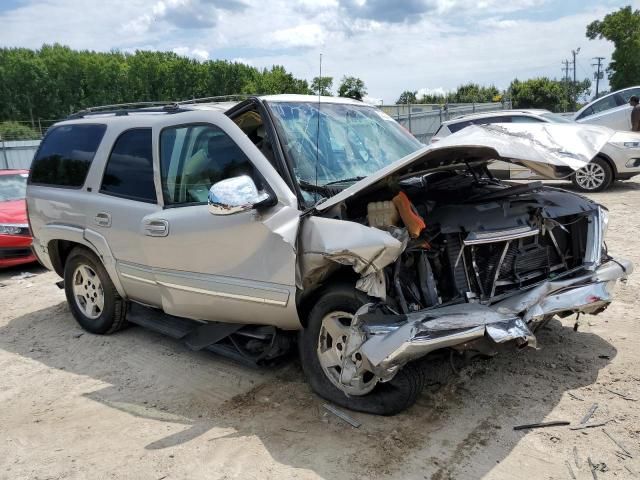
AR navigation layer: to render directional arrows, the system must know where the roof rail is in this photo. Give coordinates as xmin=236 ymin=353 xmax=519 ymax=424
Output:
xmin=66 ymin=94 xmax=254 ymax=120
xmin=67 ymin=101 xmax=182 ymax=119
xmin=175 ymin=94 xmax=252 ymax=105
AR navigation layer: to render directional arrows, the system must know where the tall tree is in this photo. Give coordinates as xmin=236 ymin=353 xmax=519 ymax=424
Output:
xmin=396 ymin=90 xmax=417 ymax=104
xmin=508 ymin=77 xmax=589 ymax=112
xmin=311 ymin=76 xmax=333 ymax=96
xmin=0 ymin=44 xmax=311 ymax=121
xmin=586 ymin=6 xmax=640 ymax=91
xmin=338 ymin=76 xmax=367 ymax=101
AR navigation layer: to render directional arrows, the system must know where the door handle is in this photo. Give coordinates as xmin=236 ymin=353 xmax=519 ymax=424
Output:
xmin=144 ymin=219 xmax=169 ymax=237
xmin=95 ymin=212 xmax=112 ymax=227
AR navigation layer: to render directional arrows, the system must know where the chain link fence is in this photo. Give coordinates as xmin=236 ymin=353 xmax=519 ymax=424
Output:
xmin=381 ymin=101 xmax=512 ymax=143
xmin=0 ymin=119 xmax=59 ymax=169
xmin=1 ymin=101 xmax=512 ymax=169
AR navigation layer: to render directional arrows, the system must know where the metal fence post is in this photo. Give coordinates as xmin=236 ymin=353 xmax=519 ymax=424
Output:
xmin=408 ymin=104 xmax=412 ymax=133
xmin=0 ymin=138 xmax=8 ymax=169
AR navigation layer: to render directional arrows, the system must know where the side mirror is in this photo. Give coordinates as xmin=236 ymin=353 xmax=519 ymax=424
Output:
xmin=208 ymin=175 xmax=271 ymax=216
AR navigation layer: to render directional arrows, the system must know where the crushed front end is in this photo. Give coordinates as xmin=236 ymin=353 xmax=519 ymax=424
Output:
xmin=300 ymin=124 xmax=633 ymax=393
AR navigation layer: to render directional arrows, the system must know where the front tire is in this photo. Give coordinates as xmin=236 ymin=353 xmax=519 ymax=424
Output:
xmin=572 ymin=157 xmax=613 ymax=192
xmin=64 ymin=247 xmax=127 ymax=334
xmin=299 ymin=284 xmax=425 ymax=415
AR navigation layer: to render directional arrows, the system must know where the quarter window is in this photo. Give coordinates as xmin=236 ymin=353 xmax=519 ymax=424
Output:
xmin=30 ymin=124 xmax=106 ymax=187
xmin=160 ymin=124 xmax=257 ymax=206
xmin=101 ymin=128 xmax=156 ymax=203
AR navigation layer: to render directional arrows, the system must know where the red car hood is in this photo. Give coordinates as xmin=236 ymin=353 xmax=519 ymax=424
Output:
xmin=0 ymin=199 xmax=28 ymax=224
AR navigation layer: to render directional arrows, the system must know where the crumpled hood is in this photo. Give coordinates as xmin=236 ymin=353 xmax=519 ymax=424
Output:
xmin=317 ymin=122 xmax=614 ymax=212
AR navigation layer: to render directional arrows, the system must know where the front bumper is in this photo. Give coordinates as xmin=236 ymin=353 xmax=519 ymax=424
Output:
xmin=356 ymin=257 xmax=632 ymax=379
xmin=0 ymin=234 xmax=37 ymax=268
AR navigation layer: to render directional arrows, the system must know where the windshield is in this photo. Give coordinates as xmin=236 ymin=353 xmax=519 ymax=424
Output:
xmin=540 ymin=112 xmax=574 ymax=124
xmin=0 ymin=173 xmax=28 ymax=201
xmin=267 ymin=102 xmax=423 ymax=190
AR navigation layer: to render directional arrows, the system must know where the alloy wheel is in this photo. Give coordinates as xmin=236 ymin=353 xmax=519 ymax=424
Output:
xmin=574 ymin=163 xmax=606 ymax=191
xmin=72 ymin=264 xmax=105 ymax=320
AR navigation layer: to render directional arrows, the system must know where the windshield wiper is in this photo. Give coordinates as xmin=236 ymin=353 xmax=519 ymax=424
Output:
xmin=298 ymin=180 xmax=331 ymax=195
xmin=323 ymin=176 xmax=366 ymax=186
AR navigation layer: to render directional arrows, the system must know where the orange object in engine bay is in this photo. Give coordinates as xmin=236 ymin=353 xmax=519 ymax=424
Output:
xmin=392 ymin=191 xmax=426 ymax=238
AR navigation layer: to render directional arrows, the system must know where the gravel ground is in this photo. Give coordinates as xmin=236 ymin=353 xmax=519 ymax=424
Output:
xmin=1 ymin=179 xmax=639 ymax=480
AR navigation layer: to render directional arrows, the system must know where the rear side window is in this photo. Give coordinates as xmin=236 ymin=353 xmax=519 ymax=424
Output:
xmin=30 ymin=124 xmax=106 ymax=187
xmin=448 ymin=120 xmax=472 ymax=133
xmin=101 ymin=129 xmax=156 ymax=203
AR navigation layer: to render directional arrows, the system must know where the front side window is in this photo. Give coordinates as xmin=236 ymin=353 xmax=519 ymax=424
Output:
xmin=101 ymin=128 xmax=156 ymax=203
xmin=619 ymin=88 xmax=640 ymax=103
xmin=30 ymin=124 xmax=106 ymax=187
xmin=160 ymin=124 xmax=256 ymax=206
xmin=591 ymin=95 xmax=619 ymax=114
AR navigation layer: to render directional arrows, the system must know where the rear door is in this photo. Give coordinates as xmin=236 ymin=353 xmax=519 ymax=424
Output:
xmin=85 ymin=127 xmax=163 ymax=307
xmin=141 ymin=111 xmax=301 ymax=328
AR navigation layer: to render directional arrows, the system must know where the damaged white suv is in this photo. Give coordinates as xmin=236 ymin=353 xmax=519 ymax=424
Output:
xmin=27 ymin=95 xmax=632 ymax=415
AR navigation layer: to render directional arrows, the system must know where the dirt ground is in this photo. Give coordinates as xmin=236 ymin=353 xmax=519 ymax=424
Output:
xmin=1 ymin=180 xmax=639 ymax=480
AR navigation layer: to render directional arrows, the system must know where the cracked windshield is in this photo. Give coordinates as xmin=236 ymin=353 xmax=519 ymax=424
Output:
xmin=267 ymin=101 xmax=423 ymax=199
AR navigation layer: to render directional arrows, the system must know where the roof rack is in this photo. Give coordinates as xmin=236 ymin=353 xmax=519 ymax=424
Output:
xmin=66 ymin=95 xmax=253 ymax=120
xmin=175 ymin=94 xmax=252 ymax=105
xmin=67 ymin=101 xmax=184 ymax=119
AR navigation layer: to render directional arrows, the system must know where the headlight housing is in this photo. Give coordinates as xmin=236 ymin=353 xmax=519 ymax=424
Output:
xmin=599 ymin=206 xmax=609 ymax=239
xmin=0 ymin=223 xmax=30 ymax=235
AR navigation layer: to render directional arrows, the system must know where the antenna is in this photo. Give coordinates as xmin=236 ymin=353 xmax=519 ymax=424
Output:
xmin=315 ymin=53 xmax=322 ymax=196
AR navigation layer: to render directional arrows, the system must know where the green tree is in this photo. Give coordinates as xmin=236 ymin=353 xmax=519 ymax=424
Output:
xmin=311 ymin=76 xmax=333 ymax=96
xmin=0 ymin=45 xmax=310 ymax=121
xmin=396 ymin=90 xmax=417 ymax=104
xmin=0 ymin=121 xmax=40 ymax=140
xmin=587 ymin=6 xmax=640 ymax=91
xmin=452 ymin=83 xmax=499 ymax=103
xmin=508 ymin=77 xmax=589 ymax=112
xmin=337 ymin=76 xmax=367 ymax=100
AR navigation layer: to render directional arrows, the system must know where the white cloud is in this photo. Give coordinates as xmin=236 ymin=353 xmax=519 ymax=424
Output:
xmin=231 ymin=57 xmax=253 ymax=65
xmin=270 ymin=24 xmax=325 ymax=47
xmin=172 ymin=46 xmax=210 ymax=60
xmin=417 ymin=87 xmax=452 ymax=98
xmin=0 ymin=0 xmax=627 ymax=103
xmin=362 ymin=95 xmax=382 ymax=105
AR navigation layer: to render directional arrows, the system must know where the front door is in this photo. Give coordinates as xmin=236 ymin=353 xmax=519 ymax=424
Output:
xmin=142 ymin=111 xmax=301 ymax=329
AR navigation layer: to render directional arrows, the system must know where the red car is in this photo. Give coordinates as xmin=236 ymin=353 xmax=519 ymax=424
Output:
xmin=0 ymin=169 xmax=37 ymax=268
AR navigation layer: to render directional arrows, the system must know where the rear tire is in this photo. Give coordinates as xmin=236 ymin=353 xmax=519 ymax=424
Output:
xmin=572 ymin=157 xmax=613 ymax=192
xmin=299 ymin=284 xmax=425 ymax=415
xmin=64 ymin=247 xmax=126 ymax=334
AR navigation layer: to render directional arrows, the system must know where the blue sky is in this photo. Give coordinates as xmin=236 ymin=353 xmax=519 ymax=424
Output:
xmin=0 ymin=0 xmax=637 ymax=103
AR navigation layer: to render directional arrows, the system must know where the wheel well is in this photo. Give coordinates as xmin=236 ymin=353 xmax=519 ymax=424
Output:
xmin=296 ymin=267 xmax=360 ymax=327
xmin=595 ymin=154 xmax=617 ymax=177
xmin=48 ymin=240 xmax=89 ymax=277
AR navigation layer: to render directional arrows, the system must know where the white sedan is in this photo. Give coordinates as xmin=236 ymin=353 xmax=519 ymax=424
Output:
xmin=575 ymin=86 xmax=640 ymax=131
xmin=432 ymin=109 xmax=640 ymax=191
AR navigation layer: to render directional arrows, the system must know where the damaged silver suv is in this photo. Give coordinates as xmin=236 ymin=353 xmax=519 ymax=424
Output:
xmin=27 ymin=95 xmax=632 ymax=415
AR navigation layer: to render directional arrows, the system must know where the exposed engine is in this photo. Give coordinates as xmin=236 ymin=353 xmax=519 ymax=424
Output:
xmin=356 ymin=170 xmax=598 ymax=313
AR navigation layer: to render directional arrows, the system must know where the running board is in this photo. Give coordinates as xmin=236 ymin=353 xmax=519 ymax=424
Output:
xmin=126 ymin=303 xmax=255 ymax=367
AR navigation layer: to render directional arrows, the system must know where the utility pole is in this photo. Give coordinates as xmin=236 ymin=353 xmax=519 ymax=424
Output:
xmin=562 ymin=60 xmax=571 ymax=112
xmin=571 ymin=47 xmax=580 ymax=109
xmin=592 ymin=56 xmax=605 ymax=98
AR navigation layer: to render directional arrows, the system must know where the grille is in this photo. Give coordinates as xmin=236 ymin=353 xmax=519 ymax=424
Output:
xmin=0 ymin=247 xmax=32 ymax=259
